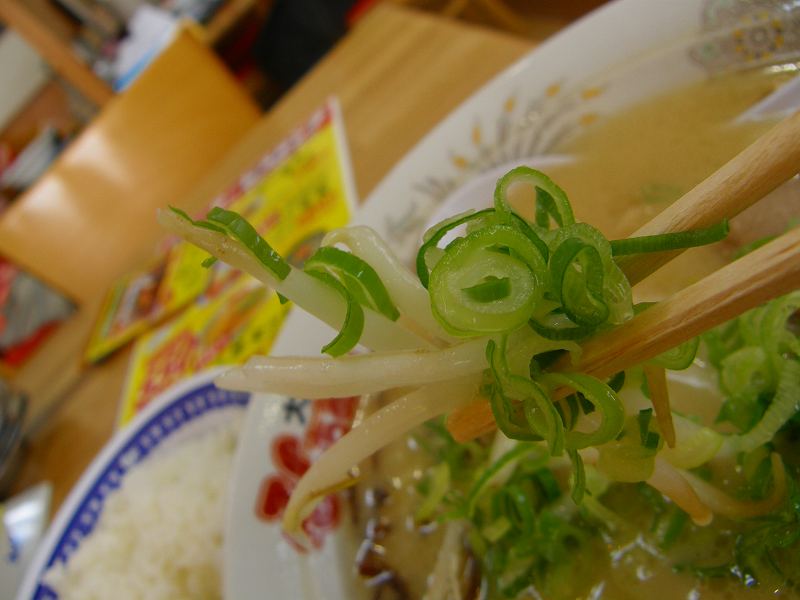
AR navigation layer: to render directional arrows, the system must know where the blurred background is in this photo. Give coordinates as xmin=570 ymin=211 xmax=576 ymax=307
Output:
xmin=3 ymin=1 xmax=799 ymax=597
xmin=0 ymin=0 xmax=606 ymax=207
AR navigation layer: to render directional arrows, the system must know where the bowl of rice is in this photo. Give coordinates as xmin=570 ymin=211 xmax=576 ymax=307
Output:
xmin=15 ymin=367 xmax=250 ymax=600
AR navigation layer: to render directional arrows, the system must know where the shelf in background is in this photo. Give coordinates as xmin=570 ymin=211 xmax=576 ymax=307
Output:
xmin=0 ymin=0 xmax=113 ymax=107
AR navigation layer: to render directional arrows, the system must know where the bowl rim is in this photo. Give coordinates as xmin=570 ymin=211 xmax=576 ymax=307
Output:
xmin=16 ymin=366 xmax=248 ymax=600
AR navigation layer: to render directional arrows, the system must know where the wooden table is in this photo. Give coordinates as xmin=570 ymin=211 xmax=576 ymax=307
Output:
xmin=10 ymin=3 xmax=534 ymax=513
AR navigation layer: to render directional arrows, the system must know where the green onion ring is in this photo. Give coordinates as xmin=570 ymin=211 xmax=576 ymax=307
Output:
xmin=416 ymin=209 xmax=496 ymax=288
xmin=206 ymin=206 xmax=291 ymax=280
xmin=549 ymin=223 xmax=633 ymax=325
xmin=304 ymin=270 xmax=364 ymax=356
xmin=488 ymin=386 xmax=541 ymax=442
xmin=568 ymin=448 xmax=586 ymax=504
xmin=493 ymin=166 xmax=575 ymax=229
xmin=305 ymin=246 xmax=400 ymax=321
xmin=169 ymin=206 xmax=228 ymax=235
xmin=735 ymin=358 xmax=800 ymax=452
xmin=541 ymin=372 xmax=625 ymax=450
xmin=761 ymin=290 xmax=800 ymax=363
xmin=528 ymin=314 xmax=594 ymax=341
xmin=516 ymin=375 xmax=565 ymax=456
xmin=429 ymin=224 xmax=547 ymax=336
xmin=487 ymin=340 xmax=543 ymax=441
xmin=649 ymin=336 xmax=700 ymax=370
xmin=487 ymin=339 xmax=565 ymax=454
xmin=549 ymin=237 xmax=609 ymax=327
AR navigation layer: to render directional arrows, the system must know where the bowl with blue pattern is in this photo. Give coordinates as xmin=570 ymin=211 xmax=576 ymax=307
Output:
xmin=15 ymin=367 xmax=249 ymax=600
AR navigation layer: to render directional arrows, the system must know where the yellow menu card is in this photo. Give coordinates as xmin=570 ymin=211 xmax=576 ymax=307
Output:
xmin=116 ymin=99 xmax=357 ymax=426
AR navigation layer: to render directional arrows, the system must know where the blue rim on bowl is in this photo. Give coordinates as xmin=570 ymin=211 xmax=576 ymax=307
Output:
xmin=16 ymin=367 xmax=249 ymax=600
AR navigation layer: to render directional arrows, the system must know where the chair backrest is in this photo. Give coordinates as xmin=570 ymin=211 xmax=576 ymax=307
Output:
xmin=0 ymin=26 xmax=260 ymax=305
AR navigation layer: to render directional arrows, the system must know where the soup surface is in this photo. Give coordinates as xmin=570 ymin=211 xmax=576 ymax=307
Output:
xmin=545 ymin=67 xmax=796 ymax=299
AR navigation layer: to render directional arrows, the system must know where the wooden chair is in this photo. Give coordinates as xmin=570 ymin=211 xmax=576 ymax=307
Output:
xmin=0 ymin=26 xmax=260 ymax=305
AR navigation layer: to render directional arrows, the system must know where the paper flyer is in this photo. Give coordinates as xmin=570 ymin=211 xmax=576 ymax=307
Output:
xmin=116 ymin=98 xmax=357 ymax=426
xmin=116 ymin=277 xmax=290 ymax=425
xmin=83 ymin=242 xmax=212 ymax=364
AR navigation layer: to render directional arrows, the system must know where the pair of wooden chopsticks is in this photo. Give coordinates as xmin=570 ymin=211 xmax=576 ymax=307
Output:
xmin=447 ymin=111 xmax=800 ymax=442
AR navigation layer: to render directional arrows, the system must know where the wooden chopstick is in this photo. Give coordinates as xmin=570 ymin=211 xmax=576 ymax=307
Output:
xmin=618 ymin=110 xmax=800 ymax=285
xmin=447 ymin=226 xmax=800 ymax=442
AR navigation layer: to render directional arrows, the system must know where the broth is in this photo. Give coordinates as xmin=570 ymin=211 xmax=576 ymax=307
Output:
xmin=544 ymin=67 xmax=796 ymax=300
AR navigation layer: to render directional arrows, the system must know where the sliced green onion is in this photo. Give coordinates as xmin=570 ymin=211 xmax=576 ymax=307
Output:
xmin=305 ymin=246 xmax=400 ymax=321
xmin=528 ymin=315 xmax=594 ymax=340
xmin=486 ymin=341 xmax=546 ymax=442
xmin=497 ymin=483 xmax=537 ymax=535
xmin=304 ymin=270 xmax=364 ymax=356
xmin=737 ymin=301 xmax=769 ymax=347
xmin=541 ymin=372 xmax=625 ymax=450
xmin=416 ymin=208 xmax=495 ymax=288
xmin=168 ymin=205 xmax=193 ymax=221
xmin=529 ymin=349 xmax=568 ymax=377
xmin=549 ymin=237 xmax=609 ymax=327
xmin=518 ymin=375 xmax=565 ymax=456
xmin=644 ymin=431 xmax=661 ymax=450
xmin=660 ymin=414 xmax=723 ymax=469
xmin=568 ymin=449 xmax=586 ymax=505
xmin=608 ymin=371 xmax=626 ymax=393
xmin=650 ymin=336 xmax=699 ymax=370
xmin=415 ymin=462 xmax=450 ymax=522
xmin=493 ymin=166 xmax=575 ymax=229
xmin=488 ymin=381 xmax=541 ymax=442
xmin=339 ymin=271 xmax=371 ymax=307
xmin=734 ymin=359 xmax=800 ymax=452
xmin=465 ymin=442 xmax=546 ymax=518
xmin=735 ymin=234 xmax=776 ymax=259
xmin=549 ymin=223 xmax=633 ymax=325
xmin=638 ymin=408 xmax=654 ymax=445
xmin=168 ymin=206 xmax=226 ymax=234
xmin=463 ymin=276 xmax=511 ymax=302
xmin=535 ymin=468 xmax=562 ymax=502
xmin=509 ymin=213 xmax=550 ymax=261
xmin=760 ymin=291 xmax=800 ymax=366
xmin=205 ymin=206 xmax=291 ymax=280
xmin=201 ymin=256 xmax=217 ymax=268
xmin=555 ymin=394 xmax=580 ymax=431
xmin=596 ymin=441 xmax=656 ymax=482
xmin=720 ymin=346 xmax=775 ymax=401
xmin=658 ymin=509 xmax=689 ymax=550
xmin=661 ymin=424 xmax=724 ymax=469
xmin=487 ymin=339 xmax=565 ymax=454
xmin=429 ymin=225 xmax=547 ymax=335
xmin=609 ymin=219 xmax=729 ymax=256
xmin=577 ymin=393 xmax=595 ymax=415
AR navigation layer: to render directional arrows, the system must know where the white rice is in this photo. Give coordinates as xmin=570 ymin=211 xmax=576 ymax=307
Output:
xmin=44 ymin=419 xmax=240 ymax=600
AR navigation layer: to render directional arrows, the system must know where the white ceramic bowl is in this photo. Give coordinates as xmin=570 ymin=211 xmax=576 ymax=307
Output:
xmin=16 ymin=368 xmax=249 ymax=600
